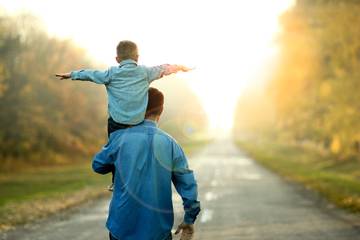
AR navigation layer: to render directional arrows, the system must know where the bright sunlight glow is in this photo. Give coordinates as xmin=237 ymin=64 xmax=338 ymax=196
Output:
xmin=0 ymin=0 xmax=295 ymax=134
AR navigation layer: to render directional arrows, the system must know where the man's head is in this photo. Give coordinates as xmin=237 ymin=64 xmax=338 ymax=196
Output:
xmin=116 ymin=40 xmax=139 ymax=63
xmin=145 ymin=87 xmax=164 ymax=122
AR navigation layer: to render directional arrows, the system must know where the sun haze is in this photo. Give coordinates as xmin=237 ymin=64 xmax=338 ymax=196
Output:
xmin=0 ymin=0 xmax=295 ymax=134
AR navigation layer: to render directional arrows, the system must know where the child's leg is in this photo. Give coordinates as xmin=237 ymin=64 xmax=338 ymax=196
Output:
xmin=108 ymin=116 xmax=134 ymax=136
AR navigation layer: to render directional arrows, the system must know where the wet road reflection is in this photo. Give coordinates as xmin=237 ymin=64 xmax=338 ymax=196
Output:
xmin=172 ymin=139 xmax=360 ymax=240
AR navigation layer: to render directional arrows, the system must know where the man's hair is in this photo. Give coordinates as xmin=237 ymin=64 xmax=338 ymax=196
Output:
xmin=145 ymin=87 xmax=164 ymax=118
xmin=116 ymin=40 xmax=138 ymax=60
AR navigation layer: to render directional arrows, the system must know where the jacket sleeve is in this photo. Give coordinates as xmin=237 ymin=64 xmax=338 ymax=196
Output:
xmin=145 ymin=64 xmax=183 ymax=83
xmin=92 ymin=138 xmax=117 ymax=174
xmin=171 ymin=142 xmax=201 ymax=224
xmin=71 ymin=68 xmax=112 ymax=84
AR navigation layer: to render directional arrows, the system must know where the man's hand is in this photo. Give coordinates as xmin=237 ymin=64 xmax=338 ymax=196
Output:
xmin=55 ymin=72 xmax=71 ymax=80
xmin=174 ymin=222 xmax=194 ymax=240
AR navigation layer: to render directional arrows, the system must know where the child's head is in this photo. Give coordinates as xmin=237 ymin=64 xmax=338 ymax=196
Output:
xmin=116 ymin=40 xmax=139 ymax=63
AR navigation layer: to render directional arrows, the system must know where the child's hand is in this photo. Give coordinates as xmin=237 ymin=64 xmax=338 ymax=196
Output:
xmin=178 ymin=65 xmax=194 ymax=72
xmin=55 ymin=73 xmax=71 ymax=80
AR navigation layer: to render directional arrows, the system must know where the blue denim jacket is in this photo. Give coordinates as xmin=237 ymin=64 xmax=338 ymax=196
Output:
xmin=92 ymin=120 xmax=201 ymax=240
xmin=71 ymin=60 xmax=181 ymax=125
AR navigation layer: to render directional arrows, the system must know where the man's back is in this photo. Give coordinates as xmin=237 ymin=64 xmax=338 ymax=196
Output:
xmin=92 ymin=120 xmax=200 ymax=240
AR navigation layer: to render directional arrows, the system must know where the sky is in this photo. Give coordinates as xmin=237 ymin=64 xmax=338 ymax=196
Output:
xmin=0 ymin=0 xmax=295 ymax=133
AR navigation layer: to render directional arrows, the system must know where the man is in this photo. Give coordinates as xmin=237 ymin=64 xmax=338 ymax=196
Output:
xmin=92 ymin=87 xmax=201 ymax=240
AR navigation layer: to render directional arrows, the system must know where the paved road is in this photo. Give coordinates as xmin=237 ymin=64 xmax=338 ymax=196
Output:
xmin=2 ymin=139 xmax=360 ymax=240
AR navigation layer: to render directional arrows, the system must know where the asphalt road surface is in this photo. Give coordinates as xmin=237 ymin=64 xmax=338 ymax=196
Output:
xmin=2 ymin=139 xmax=360 ymax=240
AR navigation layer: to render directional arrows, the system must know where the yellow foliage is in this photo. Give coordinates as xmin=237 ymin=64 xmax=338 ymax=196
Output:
xmin=346 ymin=107 xmax=356 ymax=116
xmin=235 ymin=1 xmax=360 ymax=159
xmin=330 ymin=135 xmax=341 ymax=154
xmin=266 ymin=7 xmax=321 ymax=118
xmin=0 ymin=63 xmax=8 ymax=97
xmin=0 ymin=63 xmax=6 ymax=81
xmin=334 ymin=67 xmax=346 ymax=78
xmin=319 ymin=82 xmax=332 ymax=97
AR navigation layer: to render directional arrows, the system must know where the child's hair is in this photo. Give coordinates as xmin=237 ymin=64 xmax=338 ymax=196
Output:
xmin=116 ymin=40 xmax=138 ymax=61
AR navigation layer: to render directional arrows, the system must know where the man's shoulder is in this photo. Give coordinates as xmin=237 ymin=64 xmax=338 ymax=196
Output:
xmin=109 ymin=123 xmax=179 ymax=144
xmin=153 ymin=127 xmax=180 ymax=145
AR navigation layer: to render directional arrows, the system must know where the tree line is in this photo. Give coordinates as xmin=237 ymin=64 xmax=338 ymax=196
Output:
xmin=234 ymin=0 xmax=360 ymax=160
xmin=0 ymin=12 xmax=207 ymax=170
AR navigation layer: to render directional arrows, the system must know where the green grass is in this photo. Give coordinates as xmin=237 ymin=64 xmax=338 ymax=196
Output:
xmin=0 ymin=140 xmax=209 ymax=231
xmin=0 ymin=163 xmax=111 ymax=230
xmin=236 ymin=139 xmax=360 ymax=213
xmin=0 ymin=164 xmax=110 ymax=207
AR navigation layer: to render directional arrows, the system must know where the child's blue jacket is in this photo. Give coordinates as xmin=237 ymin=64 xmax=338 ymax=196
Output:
xmin=71 ymin=59 xmax=178 ymax=125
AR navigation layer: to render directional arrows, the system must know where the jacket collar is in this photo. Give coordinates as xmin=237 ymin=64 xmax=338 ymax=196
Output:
xmin=119 ymin=59 xmax=138 ymax=67
xmin=143 ymin=119 xmax=157 ymax=127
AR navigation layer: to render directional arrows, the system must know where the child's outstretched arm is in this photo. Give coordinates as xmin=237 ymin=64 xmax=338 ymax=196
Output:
xmin=146 ymin=64 xmax=193 ymax=83
xmin=55 ymin=69 xmax=111 ymax=84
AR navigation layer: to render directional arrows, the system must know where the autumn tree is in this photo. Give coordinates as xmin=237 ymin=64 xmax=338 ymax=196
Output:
xmin=234 ymin=0 xmax=360 ymax=159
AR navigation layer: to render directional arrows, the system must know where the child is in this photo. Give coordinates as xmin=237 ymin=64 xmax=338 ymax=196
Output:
xmin=55 ymin=40 xmax=191 ymax=191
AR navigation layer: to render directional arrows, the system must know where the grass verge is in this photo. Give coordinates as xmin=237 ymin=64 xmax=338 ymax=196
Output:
xmin=0 ymin=140 xmax=208 ymax=232
xmin=0 ymin=163 xmax=111 ymax=231
xmin=236 ymin=139 xmax=360 ymax=213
